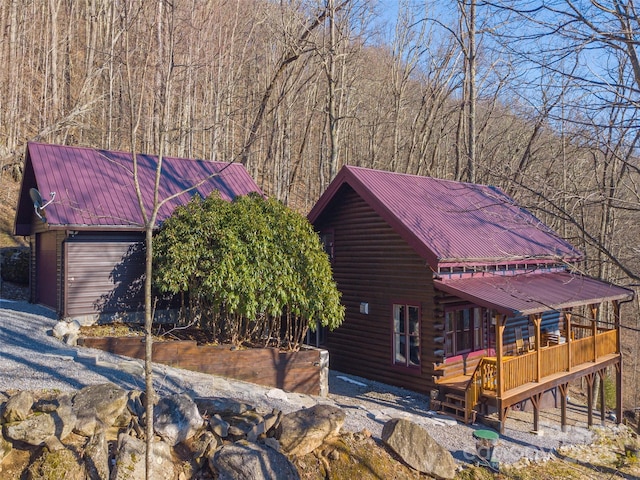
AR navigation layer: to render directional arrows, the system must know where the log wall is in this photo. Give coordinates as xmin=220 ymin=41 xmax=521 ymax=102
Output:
xmin=313 ymin=186 xmax=437 ymax=394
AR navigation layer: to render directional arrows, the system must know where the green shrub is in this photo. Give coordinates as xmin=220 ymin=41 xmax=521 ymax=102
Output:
xmin=154 ymin=193 xmax=344 ymax=349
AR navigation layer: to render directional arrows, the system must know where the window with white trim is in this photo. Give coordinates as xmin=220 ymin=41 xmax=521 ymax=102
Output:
xmin=393 ymin=304 xmax=420 ymax=367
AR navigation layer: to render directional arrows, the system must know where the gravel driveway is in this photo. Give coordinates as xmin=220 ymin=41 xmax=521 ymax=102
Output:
xmin=0 ymin=299 xmax=608 ymax=465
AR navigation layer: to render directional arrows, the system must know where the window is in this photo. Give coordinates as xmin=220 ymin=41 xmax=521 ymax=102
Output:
xmin=445 ymin=307 xmax=483 ymax=356
xmin=306 ymin=321 xmax=327 ymax=347
xmin=320 ymin=231 xmax=334 ymax=262
xmin=393 ymin=304 xmax=420 ymax=367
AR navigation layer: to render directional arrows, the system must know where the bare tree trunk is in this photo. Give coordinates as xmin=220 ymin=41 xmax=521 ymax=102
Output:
xmin=327 ymin=0 xmax=339 ymax=184
xmin=466 ymin=0 xmax=476 ymax=183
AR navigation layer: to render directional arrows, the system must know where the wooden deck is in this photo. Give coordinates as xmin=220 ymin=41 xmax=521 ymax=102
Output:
xmin=497 ymin=353 xmax=619 ymax=406
xmin=435 ymin=328 xmax=621 ymax=429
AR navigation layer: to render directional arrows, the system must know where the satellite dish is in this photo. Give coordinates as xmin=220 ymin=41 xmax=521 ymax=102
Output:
xmin=29 ymin=188 xmax=56 ymax=221
xmin=29 ymin=188 xmax=43 ymax=208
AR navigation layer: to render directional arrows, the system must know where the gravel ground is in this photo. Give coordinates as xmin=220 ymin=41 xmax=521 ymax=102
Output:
xmin=0 ymin=299 xmax=614 ymax=466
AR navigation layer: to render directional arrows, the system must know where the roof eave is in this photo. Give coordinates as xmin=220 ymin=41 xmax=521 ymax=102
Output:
xmin=47 ymin=224 xmax=146 ymax=232
xmin=307 ymin=168 xmax=349 ymax=224
xmin=434 ymin=276 xmax=635 ymax=317
xmin=436 ymin=255 xmax=583 ymax=268
xmin=517 ymin=291 xmax=634 ymax=316
xmin=434 ymin=279 xmax=516 ymax=315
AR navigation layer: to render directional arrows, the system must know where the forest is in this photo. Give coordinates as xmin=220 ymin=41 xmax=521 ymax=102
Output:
xmin=0 ymin=0 xmax=638 ymax=409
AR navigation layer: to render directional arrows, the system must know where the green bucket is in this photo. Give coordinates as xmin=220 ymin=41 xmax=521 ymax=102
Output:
xmin=473 ymin=429 xmax=499 ymax=463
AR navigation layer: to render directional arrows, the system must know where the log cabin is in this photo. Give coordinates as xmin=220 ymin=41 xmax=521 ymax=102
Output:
xmin=14 ymin=142 xmax=262 ymax=323
xmin=308 ymin=165 xmax=634 ymax=431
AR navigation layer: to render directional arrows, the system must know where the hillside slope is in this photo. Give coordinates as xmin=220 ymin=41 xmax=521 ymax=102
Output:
xmin=0 ymin=174 xmax=23 ymax=248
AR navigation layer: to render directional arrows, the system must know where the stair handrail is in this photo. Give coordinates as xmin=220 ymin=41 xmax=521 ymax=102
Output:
xmin=464 ymin=357 xmax=497 ymax=422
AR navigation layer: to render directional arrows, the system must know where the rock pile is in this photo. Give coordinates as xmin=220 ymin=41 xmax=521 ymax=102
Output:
xmin=51 ymin=318 xmax=82 ymax=346
xmin=0 ymin=383 xmax=457 ymax=479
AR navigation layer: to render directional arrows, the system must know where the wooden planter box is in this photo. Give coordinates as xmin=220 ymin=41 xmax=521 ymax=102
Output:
xmin=78 ymin=336 xmax=329 ymax=396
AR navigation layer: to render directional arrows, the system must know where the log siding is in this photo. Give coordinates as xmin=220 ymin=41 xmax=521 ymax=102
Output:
xmin=315 ymin=186 xmax=438 ymax=393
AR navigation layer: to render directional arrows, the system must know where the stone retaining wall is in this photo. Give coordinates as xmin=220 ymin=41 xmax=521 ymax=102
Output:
xmin=78 ymin=336 xmax=329 ymax=396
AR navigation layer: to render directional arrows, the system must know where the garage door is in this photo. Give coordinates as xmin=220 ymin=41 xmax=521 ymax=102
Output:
xmin=64 ymin=236 xmax=145 ymax=318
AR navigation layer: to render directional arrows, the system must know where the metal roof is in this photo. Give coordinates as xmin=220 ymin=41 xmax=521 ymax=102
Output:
xmin=434 ymin=271 xmax=634 ymax=316
xmin=308 ymin=165 xmax=582 ymax=269
xmin=15 ymin=143 xmax=262 ymax=234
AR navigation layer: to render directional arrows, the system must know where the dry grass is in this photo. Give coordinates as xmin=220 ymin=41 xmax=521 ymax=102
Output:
xmin=79 ymin=323 xmax=144 ymax=338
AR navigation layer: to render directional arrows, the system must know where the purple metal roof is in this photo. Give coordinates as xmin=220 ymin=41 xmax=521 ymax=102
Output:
xmin=434 ymin=271 xmax=634 ymax=316
xmin=15 ymin=143 xmax=262 ymax=234
xmin=308 ymin=165 xmax=582 ymax=268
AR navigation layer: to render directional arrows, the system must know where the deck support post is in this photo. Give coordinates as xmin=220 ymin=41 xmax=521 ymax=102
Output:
xmin=615 ymin=361 xmax=622 ymax=425
xmin=598 ymin=369 xmax=606 ymax=425
xmin=531 ymin=392 xmax=543 ymax=433
xmin=559 ymin=383 xmax=569 ymax=432
xmin=613 ymin=300 xmax=623 ymax=425
xmin=589 ymin=304 xmax=598 ymax=362
xmin=585 ymin=372 xmax=595 ymax=427
xmin=498 ymin=401 xmax=508 ymax=434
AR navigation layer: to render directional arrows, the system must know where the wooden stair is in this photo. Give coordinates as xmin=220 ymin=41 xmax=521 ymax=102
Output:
xmin=438 ymin=390 xmax=476 ymax=424
xmin=435 ymin=358 xmax=498 ymax=424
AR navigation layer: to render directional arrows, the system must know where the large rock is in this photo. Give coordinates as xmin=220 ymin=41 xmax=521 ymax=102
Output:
xmin=276 ymin=404 xmax=345 ymax=457
xmin=4 ymin=413 xmax=56 ymax=446
xmin=27 ymin=445 xmax=86 ymax=480
xmin=183 ymin=430 xmax=218 ymax=469
xmin=47 ymin=394 xmax=76 ymax=441
xmin=154 ymin=393 xmax=204 ymax=446
xmin=211 ymin=441 xmax=300 ymax=480
xmin=3 ymin=391 xmax=34 ymax=423
xmin=0 ymin=435 xmax=12 ymax=462
xmin=194 ymin=397 xmax=252 ymax=416
xmin=52 ymin=319 xmax=81 ymax=341
xmin=381 ymin=418 xmax=457 ymax=480
xmin=126 ymin=389 xmax=145 ymax=418
xmin=110 ymin=434 xmax=175 ymax=480
xmin=209 ymin=414 xmax=230 ymax=438
xmin=226 ymin=410 xmax=265 ymax=441
xmin=72 ymin=383 xmax=128 ymax=436
xmin=84 ymin=430 xmax=109 ymax=480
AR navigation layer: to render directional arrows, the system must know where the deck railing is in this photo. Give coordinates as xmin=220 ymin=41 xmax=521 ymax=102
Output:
xmin=465 ymin=357 xmax=497 ymax=421
xmin=500 ymin=328 xmax=618 ymax=394
xmin=502 ymin=351 xmax=536 ymax=391
xmin=596 ymin=329 xmax=617 ymax=358
xmin=541 ymin=342 xmax=569 ymax=377
xmin=570 ymin=336 xmax=594 ymax=367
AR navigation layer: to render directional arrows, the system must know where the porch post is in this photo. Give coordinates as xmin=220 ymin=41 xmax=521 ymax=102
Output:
xmin=613 ymin=300 xmax=621 ymax=354
xmin=564 ymin=309 xmax=572 ymax=371
xmin=590 ymin=304 xmax=598 ymax=362
xmin=496 ymin=314 xmax=505 ymax=398
xmin=532 ymin=314 xmax=542 ymax=382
